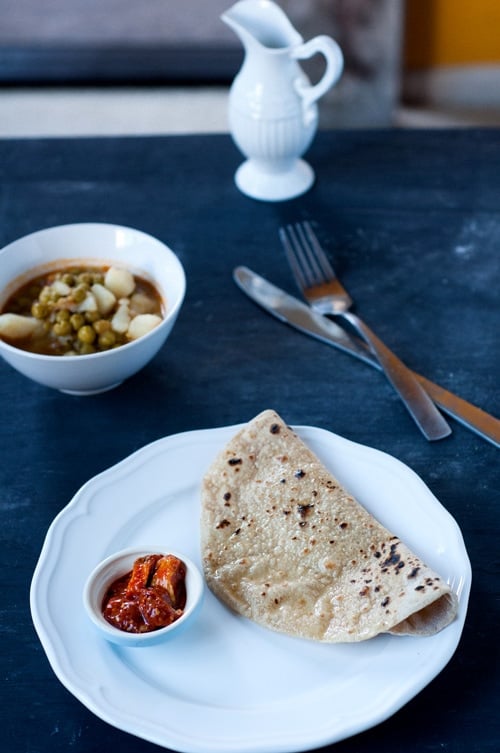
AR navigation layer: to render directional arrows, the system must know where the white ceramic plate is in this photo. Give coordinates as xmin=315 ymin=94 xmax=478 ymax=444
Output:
xmin=30 ymin=424 xmax=471 ymax=753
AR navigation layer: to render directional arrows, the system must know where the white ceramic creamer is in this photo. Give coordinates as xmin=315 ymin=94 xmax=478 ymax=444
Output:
xmin=222 ymin=0 xmax=343 ymax=201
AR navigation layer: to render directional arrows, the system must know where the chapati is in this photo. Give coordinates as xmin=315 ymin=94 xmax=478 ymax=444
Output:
xmin=201 ymin=410 xmax=458 ymax=642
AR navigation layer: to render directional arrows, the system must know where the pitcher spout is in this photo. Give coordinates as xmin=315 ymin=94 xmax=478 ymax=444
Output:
xmin=222 ymin=0 xmax=302 ymax=52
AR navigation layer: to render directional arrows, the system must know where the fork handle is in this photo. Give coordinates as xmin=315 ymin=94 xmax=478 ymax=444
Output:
xmin=340 ymin=312 xmax=452 ymax=441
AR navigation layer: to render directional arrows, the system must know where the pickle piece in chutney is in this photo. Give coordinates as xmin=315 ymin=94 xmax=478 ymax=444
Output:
xmin=102 ymin=554 xmax=187 ymax=634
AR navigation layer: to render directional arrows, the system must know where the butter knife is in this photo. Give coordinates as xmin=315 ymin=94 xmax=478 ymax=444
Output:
xmin=234 ymin=266 xmax=500 ymax=448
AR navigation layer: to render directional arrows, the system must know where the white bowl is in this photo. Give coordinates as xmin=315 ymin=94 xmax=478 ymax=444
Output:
xmin=83 ymin=546 xmax=204 ymax=647
xmin=0 ymin=223 xmax=186 ymax=395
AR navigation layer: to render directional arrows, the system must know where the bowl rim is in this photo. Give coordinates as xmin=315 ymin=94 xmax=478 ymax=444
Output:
xmin=83 ymin=546 xmax=204 ymax=645
xmin=0 ymin=222 xmax=186 ymax=362
xmin=0 ymin=221 xmax=179 ymax=253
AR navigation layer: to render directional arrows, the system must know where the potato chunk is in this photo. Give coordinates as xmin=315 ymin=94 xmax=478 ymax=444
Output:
xmin=51 ymin=280 xmax=71 ymax=297
xmin=129 ymin=292 xmax=157 ymax=316
xmin=0 ymin=313 xmax=43 ymax=339
xmin=91 ymin=283 xmax=116 ymax=315
xmin=127 ymin=314 xmax=162 ymax=340
xmin=111 ymin=301 xmax=131 ymax=334
xmin=105 ymin=266 xmax=135 ymax=298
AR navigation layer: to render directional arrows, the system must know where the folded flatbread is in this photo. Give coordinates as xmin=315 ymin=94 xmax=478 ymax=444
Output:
xmin=201 ymin=410 xmax=458 ymax=642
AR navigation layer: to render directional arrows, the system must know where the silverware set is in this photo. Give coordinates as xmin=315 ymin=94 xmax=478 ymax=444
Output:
xmin=279 ymin=221 xmax=451 ymax=441
xmin=233 ymin=221 xmax=500 ymax=448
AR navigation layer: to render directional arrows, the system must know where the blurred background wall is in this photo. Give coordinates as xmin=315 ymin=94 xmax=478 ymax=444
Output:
xmin=0 ymin=0 xmax=498 ymax=134
xmin=403 ymin=0 xmax=500 ymax=117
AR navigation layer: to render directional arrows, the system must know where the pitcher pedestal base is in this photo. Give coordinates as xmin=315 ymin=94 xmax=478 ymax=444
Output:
xmin=234 ymin=159 xmax=315 ymax=202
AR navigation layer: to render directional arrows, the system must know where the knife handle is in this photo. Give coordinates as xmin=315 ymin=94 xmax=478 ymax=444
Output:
xmin=415 ymin=373 xmax=500 ymax=448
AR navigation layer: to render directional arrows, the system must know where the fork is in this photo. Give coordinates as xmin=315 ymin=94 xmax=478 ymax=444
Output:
xmin=279 ymin=221 xmax=452 ymax=441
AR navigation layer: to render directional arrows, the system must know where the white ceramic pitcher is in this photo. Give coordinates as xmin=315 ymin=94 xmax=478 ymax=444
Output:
xmin=222 ymin=0 xmax=343 ymax=201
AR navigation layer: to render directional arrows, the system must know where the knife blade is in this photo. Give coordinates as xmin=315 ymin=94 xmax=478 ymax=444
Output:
xmin=234 ymin=266 xmax=500 ymax=449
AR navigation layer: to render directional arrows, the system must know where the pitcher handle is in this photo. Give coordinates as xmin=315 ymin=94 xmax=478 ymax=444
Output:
xmin=292 ymin=35 xmax=343 ymax=114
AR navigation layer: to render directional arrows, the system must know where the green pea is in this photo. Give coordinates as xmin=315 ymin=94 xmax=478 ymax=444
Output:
xmin=31 ymin=301 xmax=48 ymax=319
xmin=77 ymin=325 xmax=96 ymax=344
xmin=39 ymin=288 xmax=52 ymax=305
xmin=53 ymin=321 xmax=72 ymax=336
xmin=85 ymin=310 xmax=100 ymax=323
xmin=55 ymin=309 xmax=70 ymax=322
xmin=49 ymin=287 xmax=63 ymax=301
xmin=93 ymin=319 xmax=110 ymax=335
xmin=72 ymin=285 xmax=88 ymax=303
xmin=70 ymin=313 xmax=85 ymax=330
xmin=79 ymin=342 xmax=96 ymax=355
xmin=98 ymin=330 xmax=116 ymax=349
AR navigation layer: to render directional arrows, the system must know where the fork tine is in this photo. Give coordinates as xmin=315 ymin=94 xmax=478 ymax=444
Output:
xmin=279 ymin=225 xmax=310 ymax=290
xmin=280 ymin=222 xmax=328 ymax=288
xmin=301 ymin=221 xmax=337 ymax=281
xmin=294 ymin=223 xmax=324 ymax=285
xmin=281 ymin=221 xmax=337 ymax=290
xmin=280 ymin=221 xmax=354 ymax=311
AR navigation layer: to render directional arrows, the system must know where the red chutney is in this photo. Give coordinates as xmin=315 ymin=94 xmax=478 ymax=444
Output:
xmin=102 ymin=554 xmax=187 ymax=633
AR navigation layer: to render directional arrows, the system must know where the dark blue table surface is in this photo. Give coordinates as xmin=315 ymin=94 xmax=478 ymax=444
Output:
xmin=0 ymin=129 xmax=499 ymax=753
